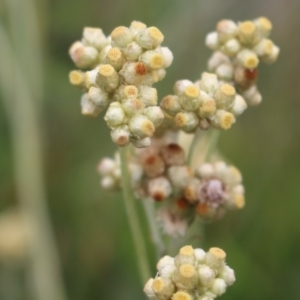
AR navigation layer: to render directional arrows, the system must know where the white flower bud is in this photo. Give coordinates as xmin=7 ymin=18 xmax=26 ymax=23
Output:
xmin=216 ymin=20 xmax=238 ymax=43
xmin=96 ymin=64 xmax=120 ymax=93
xmin=142 ymin=154 xmax=165 ymax=178
xmin=261 ymin=44 xmax=280 ymax=64
xmin=205 ymin=247 xmax=226 ymax=272
xmin=161 ymin=144 xmax=185 ymax=166
xmin=101 ymin=176 xmax=116 ymax=190
xmin=140 ymin=50 xmax=165 ymax=70
xmin=69 ymin=41 xmax=99 ymax=69
xmin=160 ymin=264 xmax=176 ymax=279
xmin=174 ymin=246 xmax=196 ymax=267
xmin=111 ymin=26 xmax=134 ymax=48
xmin=198 ymin=265 xmax=215 ymax=287
xmin=136 ymin=27 xmax=164 ymax=49
xmin=214 ymin=84 xmax=236 ymax=109
xmin=172 ymin=291 xmax=194 ymax=300
xmin=81 ymin=93 xmax=102 ymax=117
xmin=207 ymin=51 xmax=230 ymax=72
xmin=209 ymin=278 xmax=227 ymax=296
xmin=174 ymin=112 xmax=199 ymax=132
xmin=138 ymin=86 xmax=158 ymax=106
xmin=157 ymin=255 xmax=175 ymax=272
xmin=151 ymin=277 xmax=175 ymax=300
xmin=132 ymin=137 xmax=152 ymax=148
xmin=144 ymin=106 xmax=164 ymax=128
xmin=130 ymin=21 xmax=147 ymax=35
xmin=110 ymin=125 xmax=130 ymax=147
xmin=160 ymin=95 xmax=181 ymax=116
xmin=129 ymin=115 xmax=155 ymax=138
xmin=238 ymin=21 xmax=258 ymax=46
xmin=69 ymin=70 xmax=86 ymax=88
xmin=219 ymin=265 xmax=236 ymax=286
xmin=254 ymin=17 xmax=273 ymax=38
xmin=144 ymin=278 xmax=158 ymax=300
xmin=196 ymin=163 xmax=215 ymax=178
xmin=198 ymin=94 xmax=216 ymax=118
xmin=82 ymin=27 xmax=108 ymax=50
xmin=157 ymin=47 xmax=173 ymax=68
xmin=119 ymin=62 xmax=148 ymax=86
xmin=210 ymin=110 xmax=235 ymax=130
xmin=97 ymin=158 xmax=115 ymax=176
xmin=194 ymin=248 xmax=206 ymax=263
xmin=123 ymin=42 xmax=143 ymax=61
xmin=198 ymin=73 xmax=219 ymax=94
xmin=174 ymin=79 xmax=194 ymax=95
xmin=115 ymin=86 xmax=138 ymax=102
xmin=184 ymin=178 xmax=201 ymax=203
xmin=205 ymin=32 xmax=219 ymax=50
xmin=148 ymin=176 xmax=172 ymax=202
xmin=88 ymin=86 xmax=110 ymax=107
xmin=179 ymin=85 xmax=201 ymax=111
xmin=253 ymin=38 xmax=273 ymax=57
xmin=122 ymin=98 xmax=145 ymax=116
xmin=104 ymin=102 xmax=126 ymax=127
xmin=168 ymin=166 xmax=193 ymax=190
xmin=172 ymin=264 xmax=198 ymax=290
xmin=215 ymin=63 xmax=234 ymax=81
xmin=242 ymin=85 xmax=262 ymax=106
xmin=105 ymin=47 xmax=125 ymax=71
xmin=99 ymin=45 xmax=111 ymax=63
xmin=232 ymin=184 xmax=245 ymax=195
xmin=155 ymin=68 xmax=167 ymax=81
xmin=213 ymin=161 xmax=228 ymax=179
xmin=221 ymin=38 xmax=241 ymax=56
xmin=85 ymin=68 xmax=98 ymax=88
xmin=230 ymin=94 xmax=247 ymax=116
xmin=236 ymin=49 xmax=259 ymax=69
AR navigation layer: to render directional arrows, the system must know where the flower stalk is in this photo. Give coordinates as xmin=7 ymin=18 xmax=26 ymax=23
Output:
xmin=119 ymin=146 xmax=151 ymax=284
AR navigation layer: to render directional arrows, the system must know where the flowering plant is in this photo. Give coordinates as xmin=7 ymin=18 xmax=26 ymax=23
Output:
xmin=69 ymin=17 xmax=279 ymax=299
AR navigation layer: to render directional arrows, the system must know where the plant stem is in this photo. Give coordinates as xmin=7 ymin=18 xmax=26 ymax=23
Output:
xmin=205 ymin=130 xmax=220 ymax=162
xmin=119 ymin=147 xmax=151 ymax=284
xmin=187 ymin=129 xmax=203 ymax=166
xmin=142 ymin=199 xmax=165 ymax=259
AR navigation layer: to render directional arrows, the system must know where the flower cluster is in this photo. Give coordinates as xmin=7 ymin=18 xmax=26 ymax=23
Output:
xmin=205 ymin=17 xmax=279 ymax=105
xmin=161 ymin=73 xmax=247 ymax=132
xmin=144 ymin=245 xmax=235 ymax=300
xmin=184 ymin=161 xmax=245 ymax=222
xmin=97 ymin=133 xmax=245 ymax=235
xmin=69 ymin=21 xmax=174 ymax=147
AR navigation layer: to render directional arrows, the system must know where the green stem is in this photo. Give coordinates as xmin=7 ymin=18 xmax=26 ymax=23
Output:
xmin=142 ymin=199 xmax=165 ymax=259
xmin=187 ymin=129 xmax=203 ymax=166
xmin=119 ymin=147 xmax=151 ymax=284
xmin=204 ymin=130 xmax=220 ymax=162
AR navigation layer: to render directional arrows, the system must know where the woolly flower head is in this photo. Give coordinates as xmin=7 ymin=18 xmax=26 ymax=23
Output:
xmin=160 ymin=73 xmax=247 ymax=132
xmin=184 ymin=161 xmax=245 ymax=222
xmin=69 ymin=21 xmax=174 ymax=147
xmin=206 ymin=17 xmax=279 ymax=67
xmin=206 ymin=17 xmax=279 ymax=106
xmin=144 ymin=245 xmax=236 ymax=300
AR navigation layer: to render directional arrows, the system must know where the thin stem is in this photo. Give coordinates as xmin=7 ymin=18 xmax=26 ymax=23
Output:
xmin=119 ymin=147 xmax=151 ymax=284
xmin=204 ymin=130 xmax=220 ymax=162
xmin=142 ymin=199 xmax=165 ymax=259
xmin=187 ymin=129 xmax=203 ymax=166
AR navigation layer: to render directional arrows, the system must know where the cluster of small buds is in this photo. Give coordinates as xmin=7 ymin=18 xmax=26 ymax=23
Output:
xmin=69 ymin=21 xmax=174 ymax=147
xmin=132 ymin=136 xmax=194 ymax=202
xmin=160 ymin=72 xmax=247 ymax=132
xmin=97 ymin=154 xmax=121 ymax=190
xmin=184 ymin=161 xmax=245 ymax=222
xmin=144 ymin=245 xmax=236 ymax=300
xmin=206 ymin=17 xmax=279 ymax=105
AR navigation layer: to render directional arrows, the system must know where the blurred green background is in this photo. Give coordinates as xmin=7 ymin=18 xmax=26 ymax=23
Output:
xmin=0 ymin=0 xmax=300 ymax=299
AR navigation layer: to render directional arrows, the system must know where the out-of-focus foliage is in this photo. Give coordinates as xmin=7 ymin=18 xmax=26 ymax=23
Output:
xmin=0 ymin=0 xmax=300 ymax=299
